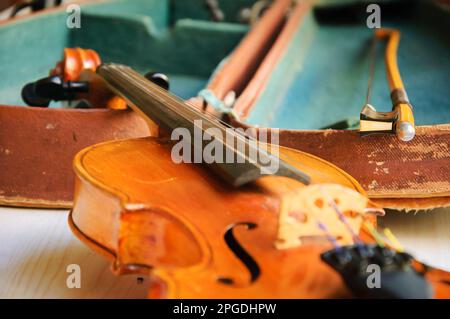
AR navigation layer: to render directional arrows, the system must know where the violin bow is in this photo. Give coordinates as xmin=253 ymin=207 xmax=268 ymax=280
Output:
xmin=360 ymin=28 xmax=415 ymax=142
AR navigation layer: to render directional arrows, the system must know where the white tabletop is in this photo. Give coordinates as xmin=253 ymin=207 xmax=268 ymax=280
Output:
xmin=0 ymin=206 xmax=449 ymax=298
xmin=0 ymin=207 xmax=149 ymax=298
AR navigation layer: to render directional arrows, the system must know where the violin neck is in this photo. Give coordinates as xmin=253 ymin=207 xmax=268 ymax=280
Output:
xmin=97 ymin=63 xmax=310 ymax=187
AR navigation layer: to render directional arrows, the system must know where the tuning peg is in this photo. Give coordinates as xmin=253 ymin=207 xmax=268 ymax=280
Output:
xmin=21 ymin=75 xmax=89 ymax=107
xmin=21 ymin=82 xmax=52 ymax=107
xmin=144 ymin=71 xmax=170 ymax=91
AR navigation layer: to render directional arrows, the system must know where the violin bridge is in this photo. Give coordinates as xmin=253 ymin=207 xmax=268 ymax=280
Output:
xmin=275 ymin=184 xmax=372 ymax=250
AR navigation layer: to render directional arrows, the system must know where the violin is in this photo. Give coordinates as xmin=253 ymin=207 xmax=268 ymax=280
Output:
xmin=64 ymin=62 xmax=450 ymax=298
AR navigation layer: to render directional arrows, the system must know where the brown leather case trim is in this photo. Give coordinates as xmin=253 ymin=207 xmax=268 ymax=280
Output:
xmin=0 ymin=105 xmax=150 ymax=208
xmin=275 ymin=125 xmax=450 ymax=200
xmin=241 ymin=124 xmax=450 ymax=209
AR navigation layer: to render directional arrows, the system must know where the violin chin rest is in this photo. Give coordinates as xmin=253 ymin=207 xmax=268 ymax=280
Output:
xmin=321 ymin=244 xmax=433 ymax=299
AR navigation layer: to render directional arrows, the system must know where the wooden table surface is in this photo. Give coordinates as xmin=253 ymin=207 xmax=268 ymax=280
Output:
xmin=0 ymin=207 xmax=149 ymax=298
xmin=0 ymin=206 xmax=449 ymax=298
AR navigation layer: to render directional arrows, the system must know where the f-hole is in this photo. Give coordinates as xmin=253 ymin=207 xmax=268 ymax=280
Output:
xmin=217 ymin=222 xmax=260 ymax=285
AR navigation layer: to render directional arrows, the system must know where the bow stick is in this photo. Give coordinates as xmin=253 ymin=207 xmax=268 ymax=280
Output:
xmin=360 ymin=28 xmax=415 ymax=142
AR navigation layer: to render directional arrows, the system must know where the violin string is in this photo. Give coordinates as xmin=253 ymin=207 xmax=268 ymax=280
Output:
xmin=362 ymin=220 xmax=404 ymax=252
xmin=112 ymin=65 xmax=373 ymax=244
xmin=110 ymin=67 xmax=271 ymax=173
xmin=195 ymin=103 xmax=339 ymax=183
xmin=114 ymin=65 xmax=341 ymax=185
xmin=187 ymin=80 xmax=388 ymax=251
xmin=146 ymin=75 xmax=288 ymax=172
xmin=182 ymin=53 xmax=406 ymax=255
xmin=363 ymin=222 xmax=386 ymax=247
xmin=275 ymin=151 xmax=343 ymax=183
xmin=383 ymin=228 xmax=404 ymax=252
xmin=105 ymin=67 xmax=393 ymax=255
xmin=317 ymin=221 xmax=342 ymax=250
xmin=105 ymin=65 xmax=313 ymax=187
xmin=187 ymin=91 xmax=349 ymax=183
xmin=304 ymin=203 xmax=344 ymax=251
xmin=308 ymin=190 xmax=360 ymax=254
xmin=127 ymin=66 xmax=378 ymax=250
xmin=320 ymin=187 xmax=364 ymax=245
xmin=136 ymin=68 xmax=316 ymax=184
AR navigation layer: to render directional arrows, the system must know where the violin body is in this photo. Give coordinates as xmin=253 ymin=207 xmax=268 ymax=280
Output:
xmin=70 ymin=63 xmax=450 ymax=299
xmin=70 ymin=136 xmax=367 ymax=298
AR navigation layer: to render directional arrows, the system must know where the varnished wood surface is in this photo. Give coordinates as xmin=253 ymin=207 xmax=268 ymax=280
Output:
xmin=70 ymin=137 xmax=375 ymax=298
xmin=0 ymin=206 xmax=449 ymax=298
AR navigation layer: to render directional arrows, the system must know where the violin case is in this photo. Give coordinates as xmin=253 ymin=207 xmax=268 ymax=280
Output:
xmin=0 ymin=0 xmax=448 ymax=209
xmin=0 ymin=0 xmax=255 ymax=207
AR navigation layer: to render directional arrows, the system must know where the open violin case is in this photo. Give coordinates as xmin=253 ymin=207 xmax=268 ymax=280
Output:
xmin=0 ymin=0 xmax=449 ymax=210
xmin=0 ymin=0 xmax=254 ymax=207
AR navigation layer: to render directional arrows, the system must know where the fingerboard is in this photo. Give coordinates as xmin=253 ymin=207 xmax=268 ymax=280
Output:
xmin=97 ymin=63 xmax=310 ymax=187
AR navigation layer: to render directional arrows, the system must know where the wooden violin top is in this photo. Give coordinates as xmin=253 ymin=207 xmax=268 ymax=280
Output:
xmin=70 ymin=136 xmax=366 ymax=298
